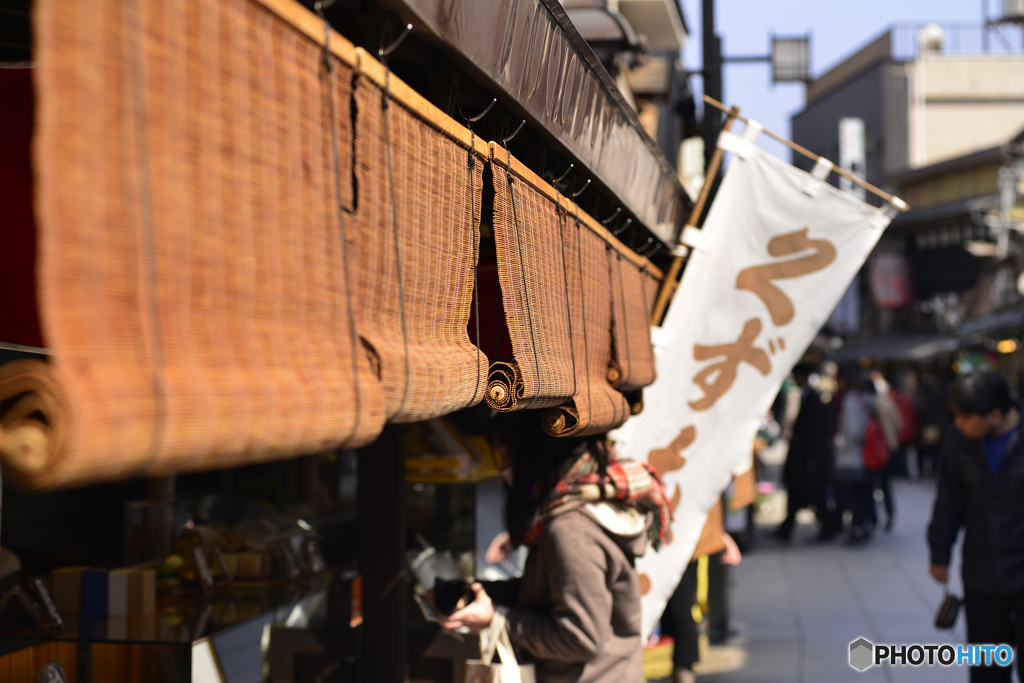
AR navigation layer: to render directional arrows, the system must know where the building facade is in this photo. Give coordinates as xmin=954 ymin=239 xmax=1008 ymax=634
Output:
xmin=791 ymin=21 xmax=1024 ymax=345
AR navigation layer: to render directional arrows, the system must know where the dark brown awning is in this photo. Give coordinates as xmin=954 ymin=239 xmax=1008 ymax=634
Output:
xmin=382 ymin=0 xmax=689 ymax=244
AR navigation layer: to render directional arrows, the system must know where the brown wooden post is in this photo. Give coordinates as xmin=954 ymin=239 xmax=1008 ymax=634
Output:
xmin=650 ymin=105 xmax=741 ymax=326
xmin=359 ymin=424 xmax=407 ymax=683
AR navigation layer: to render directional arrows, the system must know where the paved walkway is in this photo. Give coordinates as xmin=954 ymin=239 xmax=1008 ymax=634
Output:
xmin=696 ymin=478 xmax=980 ymax=683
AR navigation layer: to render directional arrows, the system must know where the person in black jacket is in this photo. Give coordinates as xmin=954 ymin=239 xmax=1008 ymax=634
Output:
xmin=927 ymin=369 xmax=1024 ymax=683
xmin=776 ymin=363 xmax=838 ymax=542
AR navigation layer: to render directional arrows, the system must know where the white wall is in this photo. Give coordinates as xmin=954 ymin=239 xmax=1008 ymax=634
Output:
xmin=909 ymin=56 xmax=1024 ymax=167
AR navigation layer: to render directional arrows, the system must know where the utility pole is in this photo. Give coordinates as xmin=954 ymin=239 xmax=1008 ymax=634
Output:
xmin=702 ymin=0 xmax=722 ymax=172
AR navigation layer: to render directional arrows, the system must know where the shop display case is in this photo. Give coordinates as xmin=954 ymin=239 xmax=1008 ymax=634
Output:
xmin=0 ymin=587 xmax=328 ymax=683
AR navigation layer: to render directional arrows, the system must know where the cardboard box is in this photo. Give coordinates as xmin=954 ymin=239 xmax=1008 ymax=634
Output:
xmin=127 ymin=569 xmax=156 ymax=616
xmin=237 ymin=552 xmax=264 ymax=580
xmin=51 ymin=566 xmax=87 ymax=616
xmin=108 ymin=568 xmax=131 ymax=617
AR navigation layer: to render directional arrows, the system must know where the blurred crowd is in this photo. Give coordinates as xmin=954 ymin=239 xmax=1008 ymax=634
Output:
xmin=770 ymin=361 xmax=954 ymax=546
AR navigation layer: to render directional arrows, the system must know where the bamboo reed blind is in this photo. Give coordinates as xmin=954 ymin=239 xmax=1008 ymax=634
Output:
xmin=487 ymin=149 xmax=578 ymax=413
xmin=542 ymin=214 xmax=630 ymax=437
xmin=352 ymin=53 xmax=489 ymax=422
xmin=1 ymin=0 xmax=666 ymax=488
xmin=486 ymin=145 xmax=658 ymax=435
xmin=14 ymin=0 xmax=388 ymax=488
xmin=609 ymin=250 xmax=657 ymax=392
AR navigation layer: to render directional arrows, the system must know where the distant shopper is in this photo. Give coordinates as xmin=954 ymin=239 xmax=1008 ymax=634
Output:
xmin=870 ymin=372 xmax=903 ymax=531
xmin=439 ymin=413 xmax=673 ymax=683
xmin=889 ymin=377 xmax=919 ymax=478
xmin=660 ymin=507 xmax=742 ymax=683
xmin=928 ymin=369 xmax=1024 ymax=683
xmin=916 ymin=369 xmax=952 ymax=478
xmin=832 ymin=368 xmax=877 ymax=544
xmin=776 ymin=364 xmax=838 ymax=542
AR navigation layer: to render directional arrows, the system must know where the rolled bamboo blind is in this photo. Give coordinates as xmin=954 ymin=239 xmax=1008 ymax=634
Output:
xmin=352 ymin=52 xmax=489 ymax=422
xmin=10 ymin=0 xmax=385 ymax=488
xmin=487 ymin=145 xmax=651 ymax=436
xmin=608 ymin=250 xmax=657 ymax=392
xmin=486 ymin=148 xmax=577 ymax=413
xmin=541 ymin=214 xmax=631 ymax=437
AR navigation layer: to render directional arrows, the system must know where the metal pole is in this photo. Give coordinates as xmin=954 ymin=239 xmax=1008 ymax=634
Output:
xmin=702 ymin=0 xmax=722 ymax=172
xmin=982 ymin=0 xmax=990 ymax=54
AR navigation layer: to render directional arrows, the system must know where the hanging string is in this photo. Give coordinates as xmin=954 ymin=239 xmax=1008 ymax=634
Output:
xmin=128 ymin=0 xmax=166 ymax=473
xmin=494 ymin=265 xmax=505 ymax=361
xmin=316 ymin=4 xmax=362 ymax=439
xmin=638 ymin=264 xmax=655 ymax=366
xmin=615 ymin=251 xmax=634 ymax=387
xmin=463 ymin=130 xmax=482 ymax=409
xmin=504 ymin=148 xmax=543 ymax=409
xmin=572 ymin=213 xmax=594 ymax=432
xmin=554 ymin=191 xmax=579 ymax=402
xmin=381 ymin=52 xmax=412 ymax=416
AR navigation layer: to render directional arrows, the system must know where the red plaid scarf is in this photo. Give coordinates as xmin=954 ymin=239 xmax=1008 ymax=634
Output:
xmin=523 ymin=450 xmax=674 ymax=550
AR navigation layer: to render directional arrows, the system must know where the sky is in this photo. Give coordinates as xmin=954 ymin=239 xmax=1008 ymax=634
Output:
xmin=679 ymin=0 xmax=991 ymax=162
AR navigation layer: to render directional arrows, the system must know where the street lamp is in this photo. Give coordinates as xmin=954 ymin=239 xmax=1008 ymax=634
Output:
xmin=771 ymin=36 xmax=812 ymax=83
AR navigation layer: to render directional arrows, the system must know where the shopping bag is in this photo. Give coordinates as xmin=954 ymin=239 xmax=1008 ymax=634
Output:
xmin=465 ymin=611 xmax=536 ymax=683
xmin=934 ymin=588 xmax=962 ymax=630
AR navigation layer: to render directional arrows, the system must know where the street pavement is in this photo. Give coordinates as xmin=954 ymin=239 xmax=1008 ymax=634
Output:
xmin=695 ymin=478 xmax=983 ymax=683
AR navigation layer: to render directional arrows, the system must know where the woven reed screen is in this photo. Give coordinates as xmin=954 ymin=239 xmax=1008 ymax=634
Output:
xmin=541 ymin=214 xmax=631 ymax=437
xmin=11 ymin=0 xmax=385 ymax=488
xmin=352 ymin=60 xmax=488 ymax=422
xmin=486 ymin=152 xmax=577 ymax=413
xmin=608 ymin=250 xmax=657 ymax=392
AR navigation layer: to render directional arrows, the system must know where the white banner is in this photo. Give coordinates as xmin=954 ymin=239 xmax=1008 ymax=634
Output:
xmin=612 ymin=131 xmax=895 ymax=638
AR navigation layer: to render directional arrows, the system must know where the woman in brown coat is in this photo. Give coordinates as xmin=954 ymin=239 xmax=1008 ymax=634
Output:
xmin=438 ymin=415 xmax=673 ymax=683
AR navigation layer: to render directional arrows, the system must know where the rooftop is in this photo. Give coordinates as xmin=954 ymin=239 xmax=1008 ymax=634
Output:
xmin=806 ymin=22 xmax=1024 ymax=104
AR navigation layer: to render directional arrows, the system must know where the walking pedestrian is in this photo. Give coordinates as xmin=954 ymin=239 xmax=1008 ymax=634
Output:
xmin=916 ymin=369 xmax=952 ymax=479
xmin=775 ymin=363 xmax=838 ymax=542
xmin=660 ymin=502 xmax=742 ymax=683
xmin=870 ymin=371 xmax=903 ymax=531
xmin=440 ymin=413 xmax=674 ymax=683
xmin=833 ymin=368 xmax=877 ymax=544
xmin=888 ymin=375 xmax=919 ymax=479
xmin=928 ymin=369 xmax=1024 ymax=683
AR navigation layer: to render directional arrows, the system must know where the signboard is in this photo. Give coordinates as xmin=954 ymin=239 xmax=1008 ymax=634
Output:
xmin=613 ymin=128 xmax=894 ymax=637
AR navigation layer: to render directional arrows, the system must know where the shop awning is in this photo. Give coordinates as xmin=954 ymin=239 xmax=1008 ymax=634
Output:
xmin=829 ymin=334 xmax=960 ymax=363
xmin=959 ymin=304 xmax=1024 ymax=337
xmin=563 ymin=4 xmax=641 ymax=50
xmin=381 ymin=0 xmax=690 ymax=244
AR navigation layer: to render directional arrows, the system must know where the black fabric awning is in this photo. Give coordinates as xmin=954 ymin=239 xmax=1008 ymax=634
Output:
xmin=564 ymin=6 xmax=640 ymax=49
xmin=959 ymin=305 xmax=1024 ymax=336
xmin=829 ymin=334 xmax=960 ymax=363
xmin=380 ymin=0 xmax=690 ymax=244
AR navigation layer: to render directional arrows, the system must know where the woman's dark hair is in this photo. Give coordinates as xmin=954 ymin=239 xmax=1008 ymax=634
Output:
xmin=950 ymin=369 xmax=1013 ymax=416
xmin=490 ymin=412 xmax=607 ymax=547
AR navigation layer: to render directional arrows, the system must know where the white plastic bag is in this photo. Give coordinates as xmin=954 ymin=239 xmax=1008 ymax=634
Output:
xmin=464 ymin=611 xmax=536 ymax=683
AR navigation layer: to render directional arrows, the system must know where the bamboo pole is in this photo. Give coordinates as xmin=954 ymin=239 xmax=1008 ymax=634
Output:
xmin=702 ymin=95 xmax=909 ymax=210
xmin=650 ymin=106 xmax=740 ymax=326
